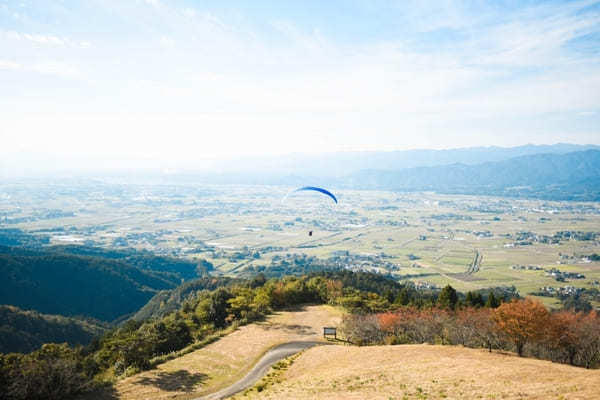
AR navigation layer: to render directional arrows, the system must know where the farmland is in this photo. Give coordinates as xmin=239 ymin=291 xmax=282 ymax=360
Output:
xmin=2 ymin=181 xmax=600 ymax=307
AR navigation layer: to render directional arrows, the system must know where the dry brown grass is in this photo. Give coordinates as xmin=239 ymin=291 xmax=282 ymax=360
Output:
xmin=111 ymin=305 xmax=342 ymax=400
xmin=242 ymin=344 xmax=600 ymax=400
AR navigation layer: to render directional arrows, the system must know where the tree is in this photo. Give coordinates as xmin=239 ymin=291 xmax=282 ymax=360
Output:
xmin=395 ymin=287 xmax=411 ymax=306
xmin=470 ymin=308 xmax=506 ymax=352
xmin=561 ymin=296 xmax=592 ymax=313
xmin=465 ymin=291 xmax=474 ymax=307
xmin=208 ymin=288 xmax=232 ymax=328
xmin=249 ymin=273 xmax=266 ymax=288
xmin=485 ymin=292 xmax=500 ymax=308
xmin=575 ymin=310 xmax=600 ymax=368
xmin=546 ymin=311 xmax=581 ymax=365
xmin=1 ymin=343 xmax=93 ymax=400
xmin=438 ymin=285 xmax=458 ymax=310
xmin=473 ymin=292 xmax=484 ymax=307
xmin=340 ymin=314 xmax=383 ymax=345
xmin=493 ymin=298 xmax=549 ymax=356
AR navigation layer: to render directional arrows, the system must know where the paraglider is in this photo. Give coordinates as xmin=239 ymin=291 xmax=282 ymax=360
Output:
xmin=291 ymin=186 xmax=338 ymax=204
xmin=284 ymin=186 xmax=338 ymax=236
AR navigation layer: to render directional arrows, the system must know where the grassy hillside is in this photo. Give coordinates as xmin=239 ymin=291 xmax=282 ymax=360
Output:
xmin=0 ymin=245 xmax=189 ymax=321
xmin=0 ymin=305 xmax=107 ymax=354
xmin=110 ymin=305 xmax=341 ymax=400
xmin=241 ymin=344 xmax=600 ymax=399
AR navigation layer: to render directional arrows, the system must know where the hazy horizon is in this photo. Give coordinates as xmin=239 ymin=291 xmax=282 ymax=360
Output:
xmin=1 ymin=0 xmax=600 ymax=174
xmin=2 ymin=142 xmax=599 ymax=180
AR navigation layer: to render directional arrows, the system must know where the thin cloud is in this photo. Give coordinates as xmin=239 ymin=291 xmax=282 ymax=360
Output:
xmin=0 ymin=0 xmax=598 ymax=162
xmin=0 ymin=59 xmax=21 ymax=70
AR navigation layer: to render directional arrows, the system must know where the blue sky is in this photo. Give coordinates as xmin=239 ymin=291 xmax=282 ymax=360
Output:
xmin=1 ymin=0 xmax=599 ymax=170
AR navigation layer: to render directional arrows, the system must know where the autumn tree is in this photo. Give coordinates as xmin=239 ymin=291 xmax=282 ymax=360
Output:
xmin=575 ymin=310 xmax=600 ymax=368
xmin=493 ymin=298 xmax=549 ymax=356
xmin=470 ymin=308 xmax=507 ymax=352
xmin=325 ymin=279 xmax=343 ymax=303
xmin=340 ymin=314 xmax=383 ymax=345
xmin=545 ymin=311 xmax=582 ymax=365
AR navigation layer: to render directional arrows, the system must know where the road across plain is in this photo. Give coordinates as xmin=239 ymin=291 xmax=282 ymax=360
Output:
xmin=197 ymin=341 xmax=324 ymax=400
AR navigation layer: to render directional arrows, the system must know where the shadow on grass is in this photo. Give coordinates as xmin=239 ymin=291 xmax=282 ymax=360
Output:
xmin=76 ymin=382 xmax=119 ymax=400
xmin=325 ymin=337 xmax=353 ymax=345
xmin=134 ymin=370 xmax=208 ymax=392
xmin=258 ymin=322 xmax=315 ymax=335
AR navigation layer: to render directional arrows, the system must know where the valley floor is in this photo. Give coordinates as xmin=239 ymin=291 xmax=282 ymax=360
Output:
xmin=239 ymin=344 xmax=600 ymax=400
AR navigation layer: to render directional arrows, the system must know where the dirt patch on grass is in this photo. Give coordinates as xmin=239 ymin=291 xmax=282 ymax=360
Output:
xmin=243 ymin=344 xmax=600 ymax=400
xmin=112 ymin=305 xmax=342 ymax=400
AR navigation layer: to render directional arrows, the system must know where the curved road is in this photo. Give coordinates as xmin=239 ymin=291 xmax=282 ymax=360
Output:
xmin=197 ymin=341 xmax=323 ymax=400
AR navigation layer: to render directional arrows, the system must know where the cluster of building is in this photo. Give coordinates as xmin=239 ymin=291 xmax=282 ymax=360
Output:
xmin=413 ymin=281 xmax=437 ymax=290
xmin=510 ymin=264 xmax=543 ymax=271
xmin=504 ymin=230 xmax=599 ymax=248
xmin=545 ymin=268 xmax=585 ymax=282
xmin=539 ymin=286 xmax=584 ymax=296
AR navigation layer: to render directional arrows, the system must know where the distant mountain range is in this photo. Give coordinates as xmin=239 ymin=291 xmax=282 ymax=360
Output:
xmin=174 ymin=145 xmax=600 ymax=201
xmin=205 ymin=143 xmax=599 ymax=178
xmin=341 ymin=150 xmax=600 ymax=201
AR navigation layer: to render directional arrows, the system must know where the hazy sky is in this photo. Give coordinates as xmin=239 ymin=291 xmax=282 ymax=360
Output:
xmin=1 ymin=0 xmax=599 ymax=168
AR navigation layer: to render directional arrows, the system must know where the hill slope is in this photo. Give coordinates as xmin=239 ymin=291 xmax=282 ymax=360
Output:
xmin=109 ymin=305 xmax=341 ymax=400
xmin=130 ymin=276 xmax=237 ymax=321
xmin=0 ymin=246 xmax=187 ymax=321
xmin=0 ymin=305 xmax=107 ymax=354
xmin=241 ymin=344 xmax=600 ymax=399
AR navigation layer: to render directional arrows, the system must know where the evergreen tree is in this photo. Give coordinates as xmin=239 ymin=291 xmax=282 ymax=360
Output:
xmin=465 ymin=291 xmax=474 ymax=307
xmin=438 ymin=285 xmax=458 ymax=309
xmin=208 ymin=288 xmax=232 ymax=328
xmin=485 ymin=291 xmax=500 ymax=308
xmin=473 ymin=292 xmax=484 ymax=307
xmin=395 ymin=287 xmax=411 ymax=306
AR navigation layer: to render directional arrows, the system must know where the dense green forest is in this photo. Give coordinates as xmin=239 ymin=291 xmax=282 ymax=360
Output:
xmin=130 ymin=276 xmax=239 ymax=321
xmin=0 ymin=229 xmax=49 ymax=247
xmin=48 ymin=245 xmax=206 ymax=280
xmin=0 ymin=305 xmax=108 ymax=354
xmin=0 ymin=245 xmax=203 ymax=321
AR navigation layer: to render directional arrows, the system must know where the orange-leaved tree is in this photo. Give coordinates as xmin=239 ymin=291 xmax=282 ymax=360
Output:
xmin=546 ymin=310 xmax=582 ymax=365
xmin=493 ymin=298 xmax=549 ymax=357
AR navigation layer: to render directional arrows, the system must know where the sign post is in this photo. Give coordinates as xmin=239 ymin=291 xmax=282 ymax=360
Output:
xmin=323 ymin=327 xmax=337 ymax=340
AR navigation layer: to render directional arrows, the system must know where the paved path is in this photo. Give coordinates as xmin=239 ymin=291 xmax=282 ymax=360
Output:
xmin=197 ymin=341 xmax=323 ymax=400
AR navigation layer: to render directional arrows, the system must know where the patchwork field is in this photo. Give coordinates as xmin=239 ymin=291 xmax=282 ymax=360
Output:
xmin=103 ymin=305 xmax=341 ymax=400
xmin=2 ymin=182 xmax=600 ymax=307
xmin=239 ymin=344 xmax=600 ymax=400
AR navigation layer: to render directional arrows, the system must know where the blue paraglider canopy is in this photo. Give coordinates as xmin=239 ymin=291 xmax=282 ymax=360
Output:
xmin=293 ymin=186 xmax=338 ymax=204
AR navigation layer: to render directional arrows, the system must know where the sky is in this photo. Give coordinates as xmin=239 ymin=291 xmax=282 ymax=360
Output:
xmin=1 ymin=0 xmax=599 ymax=172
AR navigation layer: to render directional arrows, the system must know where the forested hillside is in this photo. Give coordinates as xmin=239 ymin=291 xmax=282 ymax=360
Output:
xmin=0 ymin=305 xmax=107 ymax=354
xmin=131 ymin=276 xmax=239 ymax=321
xmin=0 ymin=246 xmax=192 ymax=321
xmin=49 ymin=245 xmax=205 ymax=280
